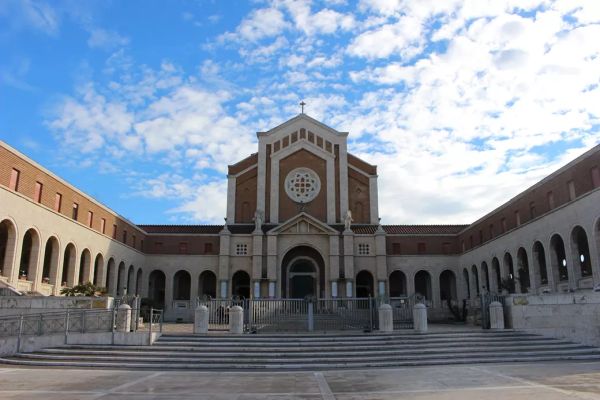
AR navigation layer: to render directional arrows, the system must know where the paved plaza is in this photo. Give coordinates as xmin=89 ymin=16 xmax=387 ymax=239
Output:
xmin=1 ymin=361 xmax=600 ymax=399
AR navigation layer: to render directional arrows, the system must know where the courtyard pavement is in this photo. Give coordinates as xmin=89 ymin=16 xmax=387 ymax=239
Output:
xmin=1 ymin=361 xmax=600 ymax=399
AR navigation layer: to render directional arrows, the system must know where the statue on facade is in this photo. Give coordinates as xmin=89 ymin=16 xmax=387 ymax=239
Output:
xmin=253 ymin=209 xmax=264 ymax=231
xmin=344 ymin=209 xmax=353 ymax=230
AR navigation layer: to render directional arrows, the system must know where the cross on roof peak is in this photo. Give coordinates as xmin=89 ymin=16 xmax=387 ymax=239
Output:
xmin=300 ymin=101 xmax=306 ymax=114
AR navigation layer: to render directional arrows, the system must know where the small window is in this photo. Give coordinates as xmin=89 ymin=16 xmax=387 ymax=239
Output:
xmin=417 ymin=242 xmax=426 ymax=254
xmin=515 ymin=210 xmax=521 ymax=226
xmin=392 ymin=243 xmax=401 ymax=255
xmin=547 ymin=191 xmax=555 ymax=210
xmin=154 ymin=242 xmax=163 ymax=251
xmin=112 ymin=224 xmax=117 ymax=239
xmin=236 ymin=243 xmax=248 ymax=255
xmin=87 ymin=211 xmax=93 ymax=227
xmin=122 ymin=230 xmax=127 ymax=244
xmin=592 ymin=166 xmax=600 ymax=188
xmin=132 ymin=235 xmax=136 ymax=248
xmin=179 ymin=242 xmax=188 ymax=254
xmin=9 ymin=168 xmax=20 ymax=191
xmin=567 ymin=180 xmax=576 ymax=201
xmin=501 ymin=218 xmax=507 ymax=233
xmin=358 ymin=243 xmax=370 ymax=255
xmin=100 ymin=218 xmax=106 ymax=234
xmin=72 ymin=203 xmax=79 ymax=220
xmin=529 ymin=201 xmax=536 ymax=219
xmin=34 ymin=182 xmax=43 ymax=203
xmin=140 ymin=239 xmax=144 ymax=251
xmin=54 ymin=193 xmax=62 ymax=212
xmin=204 ymin=242 xmax=213 ymax=254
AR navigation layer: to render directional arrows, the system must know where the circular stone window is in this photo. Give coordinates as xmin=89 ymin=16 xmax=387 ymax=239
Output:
xmin=284 ymin=167 xmax=321 ymax=203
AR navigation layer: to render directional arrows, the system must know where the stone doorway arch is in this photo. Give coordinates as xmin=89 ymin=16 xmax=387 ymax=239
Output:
xmin=281 ymin=245 xmax=325 ymax=298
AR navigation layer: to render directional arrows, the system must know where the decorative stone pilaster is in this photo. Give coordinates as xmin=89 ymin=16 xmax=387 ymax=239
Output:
xmin=218 ymin=224 xmax=231 ymax=298
xmin=343 ymin=229 xmax=354 ymax=296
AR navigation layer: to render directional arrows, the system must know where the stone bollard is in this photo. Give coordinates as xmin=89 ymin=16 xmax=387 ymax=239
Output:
xmin=116 ymin=304 xmax=132 ymax=332
xmin=413 ymin=303 xmax=428 ymax=333
xmin=378 ymin=304 xmax=393 ymax=332
xmin=229 ymin=305 xmax=244 ymax=334
xmin=489 ymin=301 xmax=505 ymax=330
xmin=194 ymin=305 xmax=209 ymax=334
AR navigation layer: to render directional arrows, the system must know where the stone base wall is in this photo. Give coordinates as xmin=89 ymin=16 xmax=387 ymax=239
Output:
xmin=0 ymin=296 xmax=113 ymax=316
xmin=505 ymin=290 xmax=600 ymax=347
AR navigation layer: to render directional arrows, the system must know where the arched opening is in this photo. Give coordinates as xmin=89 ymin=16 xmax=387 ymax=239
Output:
xmin=491 ymin=257 xmax=501 ymax=292
xmin=471 ymin=265 xmax=480 ymax=296
xmin=78 ymin=249 xmax=91 ymax=284
xmin=481 ymin=262 xmax=490 ymax=292
xmin=288 ymin=260 xmax=317 ymax=298
xmin=517 ymin=247 xmax=530 ymax=293
xmin=281 ymin=246 xmax=325 ymax=298
xmin=41 ymin=236 xmax=59 ymax=285
xmin=106 ymin=258 xmax=116 ymax=294
xmin=148 ymin=270 xmax=166 ymax=308
xmin=198 ymin=270 xmax=217 ymax=299
xmin=571 ymin=226 xmax=592 ymax=278
xmin=356 ymin=270 xmax=374 ymax=298
xmin=389 ymin=270 xmax=407 ymax=297
xmin=173 ymin=270 xmax=191 ymax=300
xmin=61 ymin=243 xmax=76 ymax=287
xmin=19 ymin=228 xmax=40 ymax=281
xmin=135 ymin=268 xmax=142 ymax=295
xmin=463 ymin=268 xmax=470 ymax=298
xmin=439 ymin=270 xmax=457 ymax=302
xmin=533 ymin=241 xmax=548 ymax=287
xmin=231 ymin=270 xmax=250 ymax=298
xmin=117 ymin=262 xmax=126 ymax=296
xmin=503 ymin=252 xmax=516 ymax=293
xmin=93 ymin=254 xmax=103 ymax=286
xmin=127 ymin=265 xmax=135 ymax=294
xmin=550 ymin=234 xmax=568 ymax=283
xmin=414 ymin=270 xmax=432 ymax=300
xmin=0 ymin=220 xmax=17 ymax=278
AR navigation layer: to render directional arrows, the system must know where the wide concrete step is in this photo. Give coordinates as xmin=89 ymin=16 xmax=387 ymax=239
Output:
xmin=4 ymin=354 xmax=600 ymax=370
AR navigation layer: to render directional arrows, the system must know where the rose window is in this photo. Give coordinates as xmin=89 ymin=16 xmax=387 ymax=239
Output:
xmin=284 ymin=168 xmax=321 ymax=203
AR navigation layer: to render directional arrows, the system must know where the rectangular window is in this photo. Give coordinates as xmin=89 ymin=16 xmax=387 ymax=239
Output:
xmin=236 ymin=243 xmax=248 ymax=255
xmin=568 ymin=180 xmax=576 ymax=201
xmin=515 ymin=210 xmax=521 ymax=226
xmin=442 ymin=242 xmax=452 ymax=255
xmin=592 ymin=166 xmax=600 ymax=188
xmin=100 ymin=218 xmax=106 ymax=234
xmin=529 ymin=201 xmax=536 ymax=219
xmin=54 ymin=193 xmax=62 ymax=212
xmin=417 ymin=242 xmax=426 ymax=254
xmin=154 ymin=242 xmax=163 ymax=251
xmin=547 ymin=191 xmax=555 ymax=210
xmin=132 ymin=235 xmax=136 ymax=248
xmin=501 ymin=218 xmax=507 ymax=233
xmin=112 ymin=224 xmax=117 ymax=239
xmin=34 ymin=182 xmax=43 ymax=203
xmin=392 ymin=243 xmax=401 ymax=254
xmin=9 ymin=168 xmax=20 ymax=191
xmin=358 ymin=243 xmax=370 ymax=255
xmin=179 ymin=242 xmax=188 ymax=254
xmin=140 ymin=239 xmax=144 ymax=251
xmin=87 ymin=211 xmax=93 ymax=227
xmin=72 ymin=203 xmax=79 ymax=220
xmin=122 ymin=230 xmax=127 ymax=244
xmin=204 ymin=242 xmax=213 ymax=254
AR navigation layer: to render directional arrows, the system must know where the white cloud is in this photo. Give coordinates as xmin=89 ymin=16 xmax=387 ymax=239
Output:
xmin=87 ymin=28 xmax=130 ymax=50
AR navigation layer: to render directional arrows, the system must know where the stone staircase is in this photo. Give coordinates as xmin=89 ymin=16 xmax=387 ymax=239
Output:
xmin=2 ymin=330 xmax=600 ymax=370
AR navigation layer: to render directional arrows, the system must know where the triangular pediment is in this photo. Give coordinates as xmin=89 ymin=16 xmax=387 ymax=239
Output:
xmin=257 ymin=113 xmax=348 ymax=142
xmin=268 ymin=212 xmax=338 ymax=235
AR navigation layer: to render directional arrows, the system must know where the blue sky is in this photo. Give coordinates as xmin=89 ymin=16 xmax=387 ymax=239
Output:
xmin=1 ymin=0 xmax=599 ymax=225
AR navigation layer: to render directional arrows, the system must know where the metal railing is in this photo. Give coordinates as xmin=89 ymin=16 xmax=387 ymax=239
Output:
xmin=389 ymin=295 xmax=416 ymax=329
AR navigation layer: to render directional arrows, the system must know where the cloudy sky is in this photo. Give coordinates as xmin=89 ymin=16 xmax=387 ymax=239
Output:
xmin=1 ymin=0 xmax=599 ymax=225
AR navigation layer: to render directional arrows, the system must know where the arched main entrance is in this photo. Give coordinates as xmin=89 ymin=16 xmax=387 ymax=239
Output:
xmin=281 ymin=246 xmax=325 ymax=299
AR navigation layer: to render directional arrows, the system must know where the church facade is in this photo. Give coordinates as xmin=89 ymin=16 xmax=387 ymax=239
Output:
xmin=1 ymin=114 xmax=600 ymax=321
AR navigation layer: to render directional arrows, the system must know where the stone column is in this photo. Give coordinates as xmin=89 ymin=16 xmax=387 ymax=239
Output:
xmin=329 ymin=235 xmax=340 ymax=290
xmin=413 ymin=303 xmax=427 ymax=333
xmin=489 ymin=301 xmax=504 ymax=330
xmin=218 ymin=225 xmax=231 ymax=298
xmin=378 ymin=304 xmax=393 ymax=332
xmin=375 ymin=224 xmax=387 ymax=284
xmin=564 ymin=238 xmax=578 ymax=291
xmin=116 ymin=304 xmax=132 ymax=332
xmin=343 ymin=229 xmax=354 ymax=297
xmin=194 ymin=305 xmax=209 ymax=334
xmin=164 ymin=271 xmax=174 ymax=316
xmin=544 ymin=245 xmax=556 ymax=292
xmin=229 ymin=305 xmax=243 ymax=334
xmin=431 ymin=274 xmax=441 ymax=308
xmin=252 ymin=231 xmax=263 ymax=282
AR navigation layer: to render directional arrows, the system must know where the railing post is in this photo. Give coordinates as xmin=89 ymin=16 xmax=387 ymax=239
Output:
xmin=64 ymin=310 xmax=70 ymax=345
xmin=148 ymin=308 xmax=153 ymax=346
xmin=111 ymin=307 xmax=116 ymax=345
xmin=17 ymin=314 xmax=24 ymax=353
xmin=369 ymin=296 xmax=374 ymax=331
xmin=307 ymin=301 xmax=314 ymax=332
xmin=159 ymin=310 xmax=163 ymax=333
